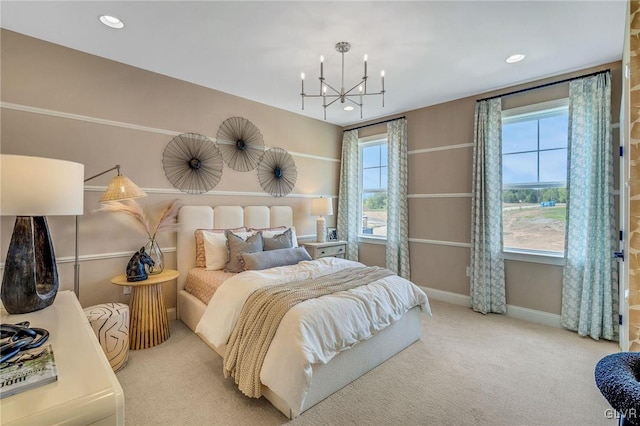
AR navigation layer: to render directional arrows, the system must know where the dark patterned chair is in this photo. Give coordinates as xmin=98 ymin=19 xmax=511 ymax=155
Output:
xmin=595 ymin=352 xmax=640 ymax=426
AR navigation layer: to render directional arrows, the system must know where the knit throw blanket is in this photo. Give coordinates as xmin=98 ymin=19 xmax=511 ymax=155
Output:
xmin=223 ymin=265 xmax=394 ymax=398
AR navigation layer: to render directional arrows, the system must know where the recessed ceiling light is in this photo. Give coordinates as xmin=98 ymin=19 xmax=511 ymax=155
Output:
xmin=505 ymin=54 xmax=526 ymax=64
xmin=344 ymin=105 xmax=355 ymax=111
xmin=99 ymin=15 xmax=124 ymax=29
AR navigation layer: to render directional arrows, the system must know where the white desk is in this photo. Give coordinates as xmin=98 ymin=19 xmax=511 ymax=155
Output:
xmin=1 ymin=291 xmax=125 ymax=425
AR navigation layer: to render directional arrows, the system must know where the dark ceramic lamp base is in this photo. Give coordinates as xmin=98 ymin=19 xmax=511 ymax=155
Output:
xmin=1 ymin=216 xmax=58 ymax=314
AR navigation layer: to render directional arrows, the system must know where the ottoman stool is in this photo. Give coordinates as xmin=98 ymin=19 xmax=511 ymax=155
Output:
xmin=84 ymin=303 xmax=130 ymax=372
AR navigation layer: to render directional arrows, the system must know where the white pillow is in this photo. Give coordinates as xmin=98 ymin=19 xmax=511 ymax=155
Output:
xmin=203 ymin=231 xmax=228 ymax=271
xmin=203 ymin=230 xmax=255 ymax=270
xmin=261 ymin=227 xmax=298 ymax=247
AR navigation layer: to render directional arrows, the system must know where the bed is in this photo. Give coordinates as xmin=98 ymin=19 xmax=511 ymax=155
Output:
xmin=176 ymin=205 xmax=430 ymax=418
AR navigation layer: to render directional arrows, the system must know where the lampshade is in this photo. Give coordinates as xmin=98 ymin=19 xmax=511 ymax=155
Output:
xmin=100 ymin=174 xmax=147 ymax=203
xmin=1 ymin=155 xmax=84 ymax=216
xmin=311 ymin=197 xmax=333 ymax=217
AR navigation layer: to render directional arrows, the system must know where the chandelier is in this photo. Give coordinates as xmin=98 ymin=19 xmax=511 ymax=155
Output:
xmin=300 ymin=41 xmax=385 ymax=120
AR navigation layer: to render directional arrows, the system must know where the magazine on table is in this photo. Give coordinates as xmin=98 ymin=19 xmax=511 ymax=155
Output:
xmin=0 ymin=344 xmax=58 ymax=398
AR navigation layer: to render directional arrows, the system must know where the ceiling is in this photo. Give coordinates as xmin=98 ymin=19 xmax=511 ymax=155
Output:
xmin=0 ymin=1 xmax=627 ymax=127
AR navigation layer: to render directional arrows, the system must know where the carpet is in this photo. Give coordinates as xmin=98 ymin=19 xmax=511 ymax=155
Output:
xmin=116 ymin=299 xmax=618 ymax=425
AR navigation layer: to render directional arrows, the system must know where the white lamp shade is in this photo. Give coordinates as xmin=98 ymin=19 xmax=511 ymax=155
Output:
xmin=1 ymin=154 xmax=84 ymax=216
xmin=311 ymin=197 xmax=333 ymax=216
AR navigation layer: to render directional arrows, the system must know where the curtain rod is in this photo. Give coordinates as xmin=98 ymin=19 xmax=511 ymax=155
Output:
xmin=343 ymin=116 xmax=406 ymax=132
xmin=476 ymin=69 xmax=610 ymax=103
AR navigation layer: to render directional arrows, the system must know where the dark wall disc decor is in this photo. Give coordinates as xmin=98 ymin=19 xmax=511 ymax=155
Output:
xmin=216 ymin=117 xmax=265 ymax=172
xmin=257 ymin=147 xmax=298 ymax=197
xmin=162 ymin=133 xmax=223 ymax=194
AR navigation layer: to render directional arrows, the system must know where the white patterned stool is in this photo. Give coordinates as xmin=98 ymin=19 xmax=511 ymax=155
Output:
xmin=84 ymin=303 xmax=130 ymax=372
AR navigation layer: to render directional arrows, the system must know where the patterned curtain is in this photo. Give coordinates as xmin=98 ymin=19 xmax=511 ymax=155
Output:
xmin=561 ymin=72 xmax=618 ymax=341
xmin=386 ymin=118 xmax=410 ymax=279
xmin=470 ymin=98 xmax=506 ymax=314
xmin=337 ymin=129 xmax=360 ymax=261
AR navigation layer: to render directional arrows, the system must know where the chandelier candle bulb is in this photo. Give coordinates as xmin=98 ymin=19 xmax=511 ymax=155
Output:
xmin=364 ymin=54 xmax=368 ymax=78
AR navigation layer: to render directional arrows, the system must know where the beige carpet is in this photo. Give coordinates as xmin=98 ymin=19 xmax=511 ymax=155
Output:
xmin=116 ymin=299 xmax=619 ymax=426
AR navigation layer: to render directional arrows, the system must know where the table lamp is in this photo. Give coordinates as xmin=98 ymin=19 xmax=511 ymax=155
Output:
xmin=1 ymin=155 xmax=84 ymax=314
xmin=311 ymin=197 xmax=333 ymax=243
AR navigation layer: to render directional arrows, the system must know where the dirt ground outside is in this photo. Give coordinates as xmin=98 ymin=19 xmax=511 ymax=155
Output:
xmin=361 ymin=204 xmax=565 ymax=250
xmin=503 ymin=203 xmax=566 ymax=252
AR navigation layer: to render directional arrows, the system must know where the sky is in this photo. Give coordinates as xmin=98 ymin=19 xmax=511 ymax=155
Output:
xmin=502 ymin=113 xmax=568 ymax=186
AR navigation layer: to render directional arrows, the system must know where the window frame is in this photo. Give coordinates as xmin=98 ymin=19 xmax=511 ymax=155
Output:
xmin=501 ymin=98 xmax=569 ymax=261
xmin=358 ymin=134 xmax=388 ymax=241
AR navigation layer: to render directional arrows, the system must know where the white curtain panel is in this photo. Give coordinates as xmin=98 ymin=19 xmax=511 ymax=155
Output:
xmin=561 ymin=71 xmax=618 ymax=341
xmin=337 ymin=129 xmax=360 ymax=261
xmin=386 ymin=118 xmax=410 ymax=279
xmin=470 ymin=98 xmax=506 ymax=314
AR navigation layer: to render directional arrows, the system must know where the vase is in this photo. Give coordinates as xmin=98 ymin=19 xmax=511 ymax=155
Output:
xmin=144 ymin=238 xmax=164 ymax=275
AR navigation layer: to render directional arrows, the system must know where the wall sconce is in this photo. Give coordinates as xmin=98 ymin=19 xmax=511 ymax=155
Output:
xmin=75 ymin=165 xmax=147 ymax=298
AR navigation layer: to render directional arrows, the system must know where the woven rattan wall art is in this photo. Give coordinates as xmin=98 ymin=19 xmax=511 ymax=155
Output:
xmin=257 ymin=147 xmax=298 ymax=197
xmin=216 ymin=117 xmax=265 ymax=172
xmin=162 ymin=133 xmax=223 ymax=194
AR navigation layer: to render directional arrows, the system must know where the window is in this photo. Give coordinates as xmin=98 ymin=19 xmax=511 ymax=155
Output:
xmin=360 ymin=137 xmax=388 ymax=238
xmin=502 ymin=99 xmax=569 ymax=254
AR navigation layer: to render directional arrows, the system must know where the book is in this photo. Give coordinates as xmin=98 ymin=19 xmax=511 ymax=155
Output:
xmin=0 ymin=344 xmax=58 ymax=398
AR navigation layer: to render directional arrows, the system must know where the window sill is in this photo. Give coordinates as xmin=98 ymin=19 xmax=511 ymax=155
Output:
xmin=503 ymin=249 xmax=565 ymax=266
xmin=358 ymin=235 xmax=387 ymax=245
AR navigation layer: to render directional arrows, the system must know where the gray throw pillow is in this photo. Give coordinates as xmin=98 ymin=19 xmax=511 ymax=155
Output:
xmin=240 ymin=247 xmax=312 ymax=271
xmin=225 ymin=230 xmax=263 ymax=273
xmin=263 ymin=228 xmax=293 ymax=251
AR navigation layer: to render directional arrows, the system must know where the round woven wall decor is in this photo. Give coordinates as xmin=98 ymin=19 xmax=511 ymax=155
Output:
xmin=257 ymin=147 xmax=297 ymax=197
xmin=162 ymin=133 xmax=223 ymax=194
xmin=216 ymin=117 xmax=265 ymax=172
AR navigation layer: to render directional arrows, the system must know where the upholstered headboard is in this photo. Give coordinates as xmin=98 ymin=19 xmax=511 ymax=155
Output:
xmin=176 ymin=205 xmax=293 ymax=293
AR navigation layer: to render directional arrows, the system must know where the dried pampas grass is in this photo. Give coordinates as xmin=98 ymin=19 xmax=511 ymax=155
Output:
xmin=100 ymin=199 xmax=180 ymax=239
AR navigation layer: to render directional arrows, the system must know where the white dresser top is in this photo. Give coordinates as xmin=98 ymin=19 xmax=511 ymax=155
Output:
xmin=1 ymin=291 xmax=124 ymax=425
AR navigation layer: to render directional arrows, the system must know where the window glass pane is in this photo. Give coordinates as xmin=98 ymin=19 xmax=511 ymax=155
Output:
xmin=502 ymin=152 xmax=538 ymax=184
xmin=362 ymin=145 xmax=381 ymax=168
xmin=502 ymin=121 xmax=538 ymax=154
xmin=362 ymin=168 xmax=381 ymax=190
xmin=502 ymin=188 xmax=566 ymax=252
xmin=380 ymin=144 xmax=388 ymax=167
xmin=381 ymin=166 xmax=388 ymax=189
xmin=539 ymin=114 xmax=568 ymax=149
xmin=361 ymin=192 xmax=387 ymax=237
xmin=539 ymin=149 xmax=567 ymax=182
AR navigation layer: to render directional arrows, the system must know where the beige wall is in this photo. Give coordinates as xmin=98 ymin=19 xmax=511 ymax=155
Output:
xmin=0 ymin=28 xmax=624 ymax=318
xmin=352 ymin=61 xmax=622 ymax=315
xmin=0 ymin=30 xmax=342 ymax=309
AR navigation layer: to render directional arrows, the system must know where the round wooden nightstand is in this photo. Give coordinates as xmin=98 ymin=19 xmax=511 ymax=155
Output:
xmin=111 ymin=269 xmax=179 ymax=350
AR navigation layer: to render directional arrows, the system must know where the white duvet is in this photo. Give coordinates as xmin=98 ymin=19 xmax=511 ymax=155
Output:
xmin=196 ymin=257 xmax=430 ymax=417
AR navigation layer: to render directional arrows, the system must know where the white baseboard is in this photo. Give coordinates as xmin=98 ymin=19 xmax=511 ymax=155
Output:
xmin=167 ymin=307 xmax=176 ymax=322
xmin=420 ymin=286 xmax=562 ymax=328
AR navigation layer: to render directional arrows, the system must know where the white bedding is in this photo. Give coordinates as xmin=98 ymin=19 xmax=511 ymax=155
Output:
xmin=196 ymin=257 xmax=430 ymax=417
